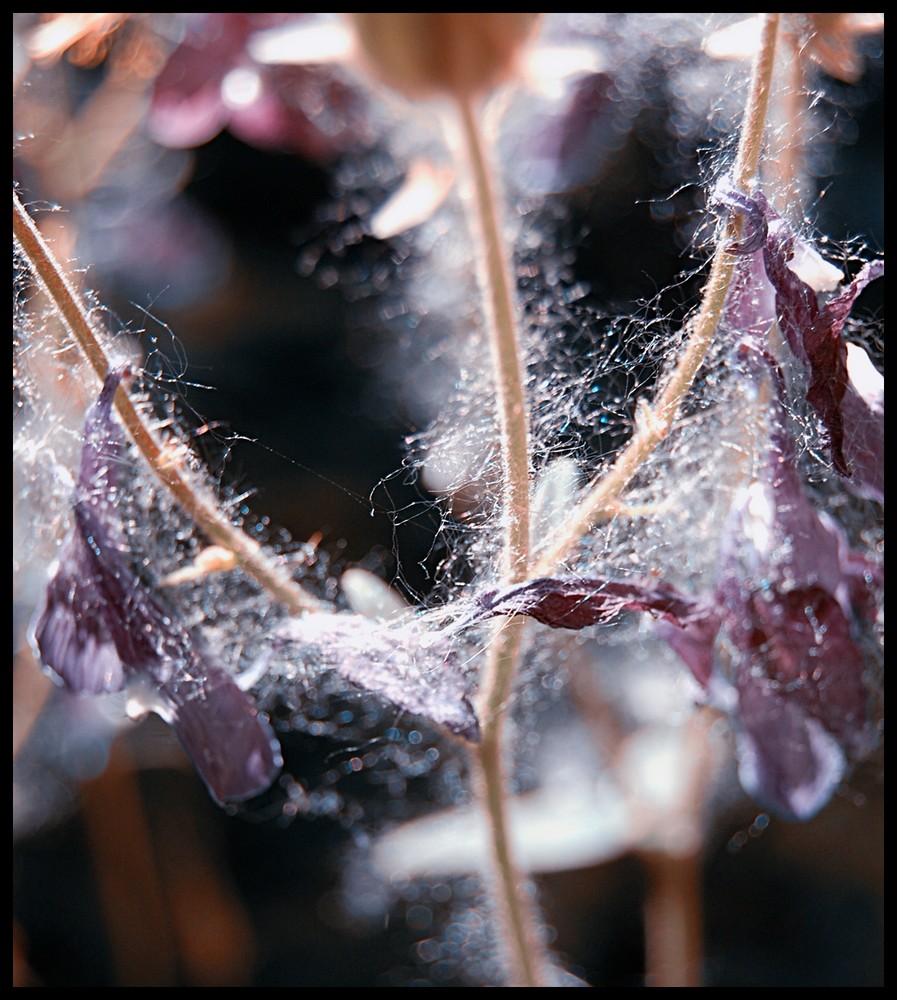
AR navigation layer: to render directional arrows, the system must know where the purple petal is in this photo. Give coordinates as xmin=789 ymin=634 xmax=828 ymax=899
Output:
xmin=726 ymin=586 xmax=871 ymax=756
xmin=226 ymin=66 xmax=369 ymax=160
xmin=33 ymin=535 xmax=125 ymax=694
xmin=162 ymin=664 xmax=283 ymax=805
xmin=655 ymin=615 xmax=722 ymax=688
xmin=734 ymin=677 xmax=848 ymax=822
xmin=720 ymin=250 xmax=777 ymax=354
xmin=706 ymin=394 xmax=878 ymax=816
xmin=474 ymin=577 xmax=708 ymax=631
xmin=34 ymin=500 xmax=191 ymax=686
xmin=147 ymin=14 xmax=253 ymax=149
xmin=31 ymin=369 xmax=141 ymax=694
xmin=473 ymin=577 xmax=722 ymax=688
xmin=718 ymin=362 xmax=882 ymax=622
xmin=766 ymin=233 xmax=850 ymax=473
xmin=31 ymin=525 xmax=126 ymax=695
xmin=148 ymin=13 xmax=367 ymax=160
xmin=763 ymin=219 xmax=883 ymax=485
xmin=30 ymin=370 xmax=282 ymax=803
xmin=714 ymin=180 xmax=769 ymax=254
xmin=839 ymin=342 xmax=884 ymax=502
xmin=716 ymin=184 xmax=884 ymax=492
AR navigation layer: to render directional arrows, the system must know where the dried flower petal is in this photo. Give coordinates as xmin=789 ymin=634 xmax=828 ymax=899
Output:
xmin=149 ymin=13 xmax=368 ymax=159
xmin=472 ymin=576 xmax=709 ymax=631
xmin=30 ymin=371 xmax=282 ymax=805
xmin=764 ymin=234 xmax=883 ymax=482
xmin=734 ymin=676 xmax=849 ymax=823
xmin=716 ymin=181 xmax=884 ymax=495
xmin=705 ymin=380 xmax=878 ymax=819
xmin=839 ymin=343 xmax=884 ymax=501
xmin=159 ymin=662 xmax=284 ymax=805
xmin=461 ymin=381 xmax=879 ymax=820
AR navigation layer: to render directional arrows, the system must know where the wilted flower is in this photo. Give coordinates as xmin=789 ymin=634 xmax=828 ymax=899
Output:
xmin=460 ymin=312 xmax=881 ymax=821
xmin=662 ymin=350 xmax=879 ymax=821
xmin=684 ymin=237 xmax=881 ymax=818
xmin=716 ymin=180 xmax=884 ymax=500
xmin=468 ymin=446 xmax=879 ymax=822
xmin=30 ymin=370 xmax=283 ymax=805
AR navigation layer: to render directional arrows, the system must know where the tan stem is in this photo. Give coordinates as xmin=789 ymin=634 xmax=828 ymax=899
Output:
xmin=453 ymin=98 xmax=547 ymax=983
xmin=13 ymin=191 xmax=322 ymax=616
xmin=642 ymin=849 xmax=704 ymax=987
xmin=456 ymin=97 xmax=531 ymax=582
xmin=533 ymin=13 xmax=780 ymax=576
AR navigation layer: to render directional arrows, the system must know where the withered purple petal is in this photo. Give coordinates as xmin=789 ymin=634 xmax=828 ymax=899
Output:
xmin=30 ymin=370 xmax=282 ymax=804
xmin=32 ymin=524 xmax=126 ymax=695
xmin=654 ymin=615 xmax=722 ymax=688
xmin=475 ymin=577 xmax=708 ymax=631
xmin=839 ymin=347 xmax=884 ymax=502
xmin=762 ymin=209 xmax=883 ymax=485
xmin=148 ymin=14 xmax=369 ymax=160
xmin=720 ymin=250 xmax=777 ymax=353
xmin=716 ymin=373 xmax=870 ymax=616
xmin=734 ymin=676 xmax=848 ymax=822
xmin=716 ymin=185 xmax=884 ymax=493
xmin=162 ymin=663 xmax=284 ymax=805
xmin=148 ymin=13 xmax=269 ymax=149
xmin=727 ymin=586 xmax=871 ymax=754
xmin=714 ymin=179 xmax=769 ymax=254
xmin=702 ymin=385 xmax=878 ymax=817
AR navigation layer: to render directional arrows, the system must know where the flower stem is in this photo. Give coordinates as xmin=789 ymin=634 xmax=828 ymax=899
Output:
xmin=533 ymin=12 xmax=780 ymax=577
xmin=642 ymin=849 xmax=703 ymax=987
xmin=456 ymin=97 xmax=531 ymax=581
xmin=13 ymin=190 xmax=323 ymax=616
xmin=454 ymin=98 xmax=546 ymax=984
xmin=472 ymin=622 xmax=543 ymax=986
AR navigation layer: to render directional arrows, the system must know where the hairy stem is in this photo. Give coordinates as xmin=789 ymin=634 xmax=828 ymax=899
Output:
xmin=454 ymin=99 xmax=545 ymax=984
xmin=472 ymin=623 xmax=544 ymax=987
xmin=456 ymin=97 xmax=531 ymax=580
xmin=13 ymin=190 xmax=323 ymax=616
xmin=533 ymin=12 xmax=780 ymax=576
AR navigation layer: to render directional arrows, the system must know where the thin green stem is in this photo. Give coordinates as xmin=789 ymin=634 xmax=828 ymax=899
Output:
xmin=454 ymin=99 xmax=546 ymax=984
xmin=13 ymin=191 xmax=323 ymax=616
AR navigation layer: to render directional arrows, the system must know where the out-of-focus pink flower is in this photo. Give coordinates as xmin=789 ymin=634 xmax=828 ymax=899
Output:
xmin=148 ymin=13 xmax=371 ymax=160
